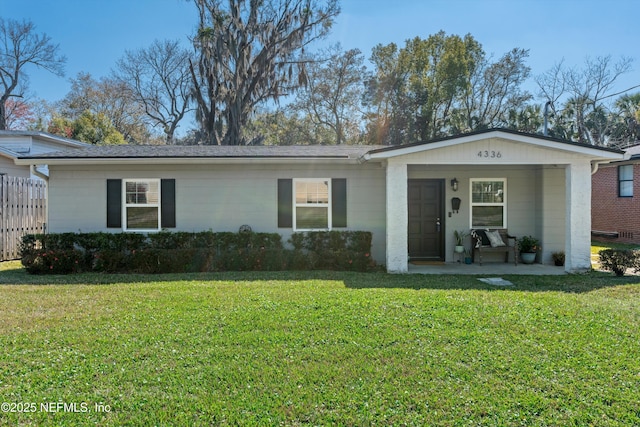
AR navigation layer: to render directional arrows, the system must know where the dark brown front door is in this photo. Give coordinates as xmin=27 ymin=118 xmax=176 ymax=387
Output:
xmin=408 ymin=179 xmax=444 ymax=260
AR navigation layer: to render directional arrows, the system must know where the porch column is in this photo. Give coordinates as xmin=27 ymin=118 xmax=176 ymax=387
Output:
xmin=565 ymin=162 xmax=592 ymax=272
xmin=386 ymin=160 xmax=408 ymax=273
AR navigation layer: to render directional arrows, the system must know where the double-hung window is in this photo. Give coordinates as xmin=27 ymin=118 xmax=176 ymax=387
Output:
xmin=294 ymin=178 xmax=331 ymax=230
xmin=471 ymin=179 xmax=506 ymax=228
xmin=618 ymin=165 xmax=633 ymax=197
xmin=124 ymin=179 xmax=160 ymax=231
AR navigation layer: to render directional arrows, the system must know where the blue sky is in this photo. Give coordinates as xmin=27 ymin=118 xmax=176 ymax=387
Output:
xmin=2 ymin=0 xmax=639 ymax=106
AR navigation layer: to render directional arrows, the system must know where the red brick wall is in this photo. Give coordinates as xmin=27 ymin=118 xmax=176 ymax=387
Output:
xmin=591 ymin=163 xmax=640 ymax=244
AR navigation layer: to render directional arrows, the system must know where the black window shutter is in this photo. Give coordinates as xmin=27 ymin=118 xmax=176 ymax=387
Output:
xmin=277 ymin=179 xmax=293 ymax=228
xmin=161 ymin=179 xmax=176 ymax=228
xmin=332 ymin=178 xmax=347 ymax=228
xmin=106 ymin=179 xmax=122 ymax=228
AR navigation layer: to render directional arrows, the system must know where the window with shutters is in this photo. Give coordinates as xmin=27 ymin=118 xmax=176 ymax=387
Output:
xmin=124 ymin=179 xmax=161 ymax=231
xmin=293 ymin=178 xmax=331 ymax=230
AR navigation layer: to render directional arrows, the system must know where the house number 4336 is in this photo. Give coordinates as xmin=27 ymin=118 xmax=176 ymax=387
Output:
xmin=477 ymin=150 xmax=502 ymax=158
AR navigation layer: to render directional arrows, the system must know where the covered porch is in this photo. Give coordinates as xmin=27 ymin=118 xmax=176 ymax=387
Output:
xmin=362 ymin=130 xmax=625 ymax=274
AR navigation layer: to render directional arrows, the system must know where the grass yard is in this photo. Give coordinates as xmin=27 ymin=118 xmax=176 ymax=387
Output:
xmin=0 ymin=261 xmax=639 ymax=426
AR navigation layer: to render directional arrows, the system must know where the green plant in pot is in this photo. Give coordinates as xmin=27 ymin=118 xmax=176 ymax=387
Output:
xmin=464 ymin=248 xmax=472 ymax=264
xmin=518 ymin=235 xmax=539 ymax=264
xmin=552 ymin=251 xmax=565 ymax=266
xmin=454 ymin=230 xmax=468 ymax=253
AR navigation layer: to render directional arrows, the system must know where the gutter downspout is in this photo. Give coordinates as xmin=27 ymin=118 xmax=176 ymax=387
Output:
xmin=591 ymin=151 xmax=631 ymax=175
xmin=30 ymin=164 xmax=49 ymax=234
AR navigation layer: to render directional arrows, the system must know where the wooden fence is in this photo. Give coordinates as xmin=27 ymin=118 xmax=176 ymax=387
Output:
xmin=1 ymin=175 xmax=46 ymax=261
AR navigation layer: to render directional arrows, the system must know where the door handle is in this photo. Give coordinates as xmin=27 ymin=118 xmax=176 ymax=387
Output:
xmin=436 ymin=217 xmax=441 ymax=232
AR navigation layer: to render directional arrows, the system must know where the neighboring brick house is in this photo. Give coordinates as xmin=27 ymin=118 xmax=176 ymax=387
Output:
xmin=592 ymin=144 xmax=640 ymax=244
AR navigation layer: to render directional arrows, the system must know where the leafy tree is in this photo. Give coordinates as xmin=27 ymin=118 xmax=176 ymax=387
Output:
xmin=48 ymin=111 xmax=126 ymax=145
xmin=365 ymin=32 xmax=483 ymax=144
xmin=3 ymin=99 xmax=35 ymax=130
xmin=505 ymin=104 xmax=542 ymax=134
xmin=290 ymin=45 xmax=367 ymax=144
xmin=47 ymin=116 xmax=74 ymax=139
xmin=189 ymin=0 xmax=340 ymax=145
xmin=115 ymin=39 xmax=193 ymax=143
xmin=73 ymin=110 xmax=126 ymax=145
xmin=244 ymin=108 xmax=330 ymax=145
xmin=59 ymin=73 xmax=151 ymax=143
xmin=0 ymin=18 xmax=66 ymax=130
xmin=608 ymin=92 xmax=640 ymax=146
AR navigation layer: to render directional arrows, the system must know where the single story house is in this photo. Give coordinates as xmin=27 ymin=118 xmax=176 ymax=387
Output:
xmin=592 ymin=143 xmax=640 ymax=244
xmin=0 ymin=130 xmax=90 ymax=179
xmin=15 ymin=128 xmax=624 ymax=273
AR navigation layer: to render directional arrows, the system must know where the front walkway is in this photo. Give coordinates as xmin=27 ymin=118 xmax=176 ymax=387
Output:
xmin=409 ymin=261 xmax=567 ymax=275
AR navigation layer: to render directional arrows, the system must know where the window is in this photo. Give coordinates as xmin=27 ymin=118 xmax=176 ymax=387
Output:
xmin=293 ymin=179 xmax=331 ymax=230
xmin=471 ymin=179 xmax=506 ymax=228
xmin=124 ymin=179 xmax=160 ymax=230
xmin=619 ymin=165 xmax=633 ymax=197
xmin=278 ymin=178 xmax=346 ymax=229
xmin=107 ymin=179 xmax=175 ymax=230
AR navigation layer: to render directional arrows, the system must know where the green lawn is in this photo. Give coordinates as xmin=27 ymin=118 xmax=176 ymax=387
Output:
xmin=1 ymin=262 xmax=639 ymax=426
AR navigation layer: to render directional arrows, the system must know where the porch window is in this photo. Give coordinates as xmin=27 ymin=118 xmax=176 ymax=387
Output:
xmin=470 ymin=179 xmax=506 ymax=228
xmin=618 ymin=165 xmax=633 ymax=197
xmin=293 ymin=178 xmax=331 ymax=230
xmin=124 ymin=179 xmax=160 ymax=231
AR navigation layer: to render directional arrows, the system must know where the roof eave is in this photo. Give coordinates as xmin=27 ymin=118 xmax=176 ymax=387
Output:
xmin=363 ymin=130 xmax=625 ymax=161
xmin=14 ymin=155 xmax=363 ymax=166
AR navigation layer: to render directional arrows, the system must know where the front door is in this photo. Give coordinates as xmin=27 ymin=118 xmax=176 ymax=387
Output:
xmin=408 ymin=179 xmax=444 ymax=260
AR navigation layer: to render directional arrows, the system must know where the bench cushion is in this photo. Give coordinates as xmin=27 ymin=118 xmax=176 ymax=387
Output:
xmin=485 ymin=230 xmax=506 ymax=247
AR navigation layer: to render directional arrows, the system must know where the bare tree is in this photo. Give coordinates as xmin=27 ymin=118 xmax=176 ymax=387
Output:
xmin=456 ymin=48 xmax=532 ymax=132
xmin=190 ymin=0 xmax=340 ymax=145
xmin=0 ymin=18 xmax=66 ymax=130
xmin=115 ymin=40 xmax=193 ymax=143
xmin=536 ymin=55 xmax=633 ymax=144
xmin=290 ymin=45 xmax=366 ymax=144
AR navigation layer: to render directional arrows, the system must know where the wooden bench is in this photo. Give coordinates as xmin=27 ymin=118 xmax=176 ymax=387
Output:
xmin=470 ymin=229 xmax=518 ymax=266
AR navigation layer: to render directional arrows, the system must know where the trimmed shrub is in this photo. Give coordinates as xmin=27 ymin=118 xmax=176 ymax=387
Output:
xmin=20 ymin=230 xmax=375 ymax=274
xmin=22 ymin=249 xmax=84 ymax=274
xmin=289 ymin=231 xmax=375 ymax=271
xmin=598 ymin=249 xmax=639 ymax=276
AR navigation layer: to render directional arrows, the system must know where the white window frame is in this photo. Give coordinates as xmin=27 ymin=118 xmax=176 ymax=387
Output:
xmin=618 ymin=165 xmax=633 ymax=197
xmin=293 ymin=178 xmax=332 ymax=231
xmin=122 ymin=179 xmax=161 ymax=232
xmin=470 ymin=178 xmax=507 ymax=228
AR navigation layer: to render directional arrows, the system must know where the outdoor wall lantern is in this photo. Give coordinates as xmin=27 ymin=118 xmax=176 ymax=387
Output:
xmin=450 ymin=177 xmax=459 ymax=191
xmin=451 ymin=197 xmax=461 ymax=213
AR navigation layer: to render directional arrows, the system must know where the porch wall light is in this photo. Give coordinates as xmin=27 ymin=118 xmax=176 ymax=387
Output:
xmin=450 ymin=177 xmax=459 ymax=192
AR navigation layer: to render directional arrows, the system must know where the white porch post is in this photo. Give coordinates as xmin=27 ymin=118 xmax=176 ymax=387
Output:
xmin=565 ymin=162 xmax=592 ymax=272
xmin=386 ymin=160 xmax=408 ymax=273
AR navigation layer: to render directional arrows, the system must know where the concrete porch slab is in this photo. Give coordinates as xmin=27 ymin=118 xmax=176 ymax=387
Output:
xmin=408 ymin=262 xmax=567 ymax=275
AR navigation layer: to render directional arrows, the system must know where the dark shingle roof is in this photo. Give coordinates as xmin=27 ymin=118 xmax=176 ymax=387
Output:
xmin=18 ymin=144 xmax=382 ymax=160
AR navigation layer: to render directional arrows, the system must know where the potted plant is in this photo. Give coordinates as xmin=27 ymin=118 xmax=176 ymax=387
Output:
xmin=464 ymin=249 xmax=472 ymax=264
xmin=453 ymin=230 xmax=468 ymax=253
xmin=552 ymin=251 xmax=565 ymax=266
xmin=518 ymin=235 xmax=540 ymax=264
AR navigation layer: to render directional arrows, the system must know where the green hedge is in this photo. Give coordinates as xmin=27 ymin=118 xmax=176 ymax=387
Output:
xmin=20 ymin=230 xmax=376 ymax=274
